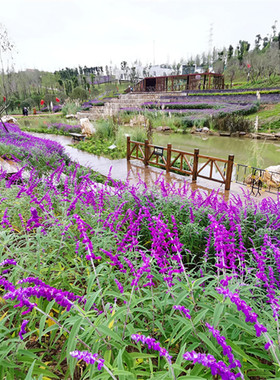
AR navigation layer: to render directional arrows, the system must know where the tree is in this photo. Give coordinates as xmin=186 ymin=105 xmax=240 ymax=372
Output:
xmin=129 ymin=67 xmax=137 ymax=84
xmin=227 ymin=45 xmax=234 ymax=61
xmin=70 ymin=86 xmax=88 ymax=101
xmin=237 ymin=40 xmax=250 ymax=65
xmin=121 ymin=61 xmax=129 ymax=80
xmin=195 ymin=54 xmax=201 ymax=67
xmin=0 ymin=24 xmax=14 ymax=101
xmin=255 ymin=34 xmax=262 ymax=50
xmin=225 ymin=56 xmax=239 ymax=87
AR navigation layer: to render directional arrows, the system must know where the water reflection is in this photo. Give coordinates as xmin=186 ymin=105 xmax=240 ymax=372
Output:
xmin=144 ymin=131 xmax=280 ymax=169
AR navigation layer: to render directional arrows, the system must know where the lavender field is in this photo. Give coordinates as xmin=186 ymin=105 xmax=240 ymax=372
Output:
xmin=119 ymin=92 xmax=280 ymax=126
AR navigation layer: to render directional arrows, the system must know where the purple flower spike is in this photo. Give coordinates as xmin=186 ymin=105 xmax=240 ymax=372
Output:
xmin=264 ymin=340 xmax=273 ymax=350
xmin=205 ymin=323 xmax=241 ymax=369
xmin=173 ymin=305 xmax=191 ymax=319
xmin=19 ymin=319 xmax=29 ymax=340
xmin=0 ymin=259 xmax=17 ymax=267
xmin=184 ymin=351 xmax=241 ymax=379
xmin=254 ymin=322 xmax=267 ymax=337
xmin=131 ymin=334 xmax=172 ymax=363
xmin=114 ymin=279 xmax=124 ymax=294
xmin=70 ymin=350 xmax=104 ymax=370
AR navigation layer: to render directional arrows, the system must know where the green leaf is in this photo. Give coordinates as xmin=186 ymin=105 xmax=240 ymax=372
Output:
xmin=193 ymin=309 xmax=209 ymax=326
xmin=213 ymin=303 xmax=224 ymax=327
xmin=197 ymin=332 xmax=221 ymax=358
xmin=226 ymin=339 xmax=260 ymax=366
xmin=24 ymin=359 xmax=36 ymax=380
xmin=66 ymin=317 xmax=83 ymax=377
xmin=128 ymin=352 xmax=156 ymax=359
xmin=98 ymin=325 xmax=123 ymax=344
xmin=225 ymin=315 xmax=255 ymax=336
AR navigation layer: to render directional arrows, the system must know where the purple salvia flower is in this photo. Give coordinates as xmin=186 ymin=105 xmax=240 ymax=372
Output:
xmin=0 ymin=275 xmax=16 ymax=292
xmin=70 ymin=350 xmax=104 ymax=370
xmin=114 ymin=279 xmax=124 ymax=294
xmin=205 ymin=323 xmax=241 ymax=369
xmin=254 ymin=322 xmax=267 ymax=337
xmin=0 ymin=259 xmax=17 ymax=267
xmin=216 ymin=287 xmax=267 ymax=339
xmin=19 ymin=319 xmax=29 ymax=340
xmin=264 ymin=340 xmax=273 ymax=350
xmin=173 ymin=305 xmax=191 ymax=319
xmin=131 ymin=334 xmax=172 ymax=363
xmin=183 ymin=351 xmax=241 ymax=379
xmin=216 ymin=287 xmax=258 ymax=323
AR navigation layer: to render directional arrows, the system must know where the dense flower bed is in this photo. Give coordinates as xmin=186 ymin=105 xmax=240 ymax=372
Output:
xmin=0 ymin=159 xmax=280 ymax=378
xmin=121 ymin=101 xmax=259 ymax=119
xmin=40 ymin=105 xmax=62 ymax=113
xmin=0 ymin=122 xmax=69 ymax=172
xmin=81 ymin=99 xmax=105 ymax=110
xmin=161 ymin=93 xmax=280 ymax=104
xmin=47 ymin=122 xmax=81 ymax=134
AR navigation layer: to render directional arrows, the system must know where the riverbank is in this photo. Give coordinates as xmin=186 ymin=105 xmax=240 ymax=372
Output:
xmin=27 ymin=132 xmax=278 ymax=202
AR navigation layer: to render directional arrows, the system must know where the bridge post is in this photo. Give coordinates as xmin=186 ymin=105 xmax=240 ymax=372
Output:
xmin=166 ymin=143 xmax=172 ymax=173
xmin=192 ymin=148 xmax=199 ymax=182
xmin=144 ymin=140 xmax=149 ymax=166
xmin=225 ymin=154 xmax=234 ymax=190
xmin=126 ymin=136 xmax=131 ymax=161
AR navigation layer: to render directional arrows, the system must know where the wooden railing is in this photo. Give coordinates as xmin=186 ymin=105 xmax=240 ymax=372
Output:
xmin=127 ymin=137 xmax=234 ymax=190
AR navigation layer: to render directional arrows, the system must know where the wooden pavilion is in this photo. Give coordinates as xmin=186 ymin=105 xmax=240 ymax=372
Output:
xmin=131 ymin=72 xmax=224 ymax=92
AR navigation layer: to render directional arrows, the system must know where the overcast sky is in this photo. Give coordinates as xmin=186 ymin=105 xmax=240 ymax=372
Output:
xmin=2 ymin=0 xmax=279 ymax=72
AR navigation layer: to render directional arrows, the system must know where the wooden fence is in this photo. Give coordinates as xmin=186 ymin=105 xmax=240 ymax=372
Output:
xmin=126 ymin=137 xmax=234 ymax=190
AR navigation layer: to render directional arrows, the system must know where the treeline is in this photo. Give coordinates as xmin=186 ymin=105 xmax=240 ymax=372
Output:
xmin=0 ymin=22 xmax=280 ymax=111
xmin=186 ymin=21 xmax=280 ymax=86
xmin=0 ymin=66 xmax=115 ymax=112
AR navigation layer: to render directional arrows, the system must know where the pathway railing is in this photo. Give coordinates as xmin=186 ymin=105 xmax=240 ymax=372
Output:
xmin=234 ymin=163 xmax=280 ymax=195
xmin=127 ymin=137 xmax=234 ymax=190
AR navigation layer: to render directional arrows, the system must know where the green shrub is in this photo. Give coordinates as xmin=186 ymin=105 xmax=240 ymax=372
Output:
xmin=70 ymin=86 xmax=88 ymax=101
xmin=61 ymin=101 xmax=81 ymax=116
xmin=95 ymin=119 xmax=115 ymax=140
xmin=213 ymin=114 xmax=253 ymax=133
xmin=130 ymin=127 xmax=147 ymax=142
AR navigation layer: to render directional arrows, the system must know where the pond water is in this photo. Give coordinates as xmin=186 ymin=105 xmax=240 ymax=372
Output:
xmin=147 ymin=132 xmax=280 ymax=169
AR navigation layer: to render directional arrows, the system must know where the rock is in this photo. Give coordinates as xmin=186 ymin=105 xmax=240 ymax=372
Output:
xmin=108 ymin=144 xmax=117 ymax=150
xmin=129 ymin=115 xmax=147 ymax=126
xmin=156 ymin=126 xmax=171 ymax=132
xmin=202 ymin=127 xmax=209 ymax=133
xmin=80 ymin=118 xmax=96 ymax=137
xmin=0 ymin=157 xmax=20 ymax=174
xmin=1 ymin=115 xmax=17 ymax=124
xmin=66 ymin=114 xmax=78 ymax=119
xmin=263 ymin=165 xmax=280 ymax=188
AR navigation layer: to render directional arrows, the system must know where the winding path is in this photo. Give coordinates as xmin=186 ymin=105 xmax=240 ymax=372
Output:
xmin=33 ymin=133 xmax=278 ymax=202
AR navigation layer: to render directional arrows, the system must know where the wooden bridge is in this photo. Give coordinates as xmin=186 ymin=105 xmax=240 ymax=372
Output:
xmin=126 ymin=137 xmax=234 ymax=190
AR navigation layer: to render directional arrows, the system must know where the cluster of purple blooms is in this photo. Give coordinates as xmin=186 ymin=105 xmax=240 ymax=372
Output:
xmin=0 ymin=155 xmax=280 ymax=376
xmin=216 ymin=287 xmax=268 ymax=340
xmin=131 ymin=334 xmax=172 ymax=363
xmin=0 ymin=122 xmax=68 ymax=161
xmin=2 ymin=275 xmax=84 ymax=318
xmin=183 ymin=351 xmax=242 ymax=379
xmin=205 ymin=323 xmax=241 ymax=370
xmin=70 ymin=350 xmax=104 ymax=370
xmin=47 ymin=122 xmax=81 ymax=134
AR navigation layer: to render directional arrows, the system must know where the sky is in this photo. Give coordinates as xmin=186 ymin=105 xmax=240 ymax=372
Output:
xmin=1 ymin=0 xmax=279 ymax=72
